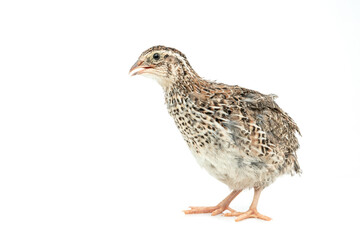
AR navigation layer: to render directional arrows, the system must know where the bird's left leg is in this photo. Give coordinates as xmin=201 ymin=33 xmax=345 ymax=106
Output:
xmin=183 ymin=190 xmax=242 ymax=216
xmin=224 ymin=187 xmax=271 ymax=221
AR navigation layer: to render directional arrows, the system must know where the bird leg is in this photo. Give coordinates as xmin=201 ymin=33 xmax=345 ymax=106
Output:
xmin=183 ymin=190 xmax=242 ymax=216
xmin=224 ymin=188 xmax=271 ymax=221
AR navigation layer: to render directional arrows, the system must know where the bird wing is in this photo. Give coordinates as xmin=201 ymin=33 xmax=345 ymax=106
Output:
xmin=188 ymin=82 xmax=300 ymax=155
xmin=227 ymin=87 xmax=301 ymax=173
xmin=238 ymin=89 xmax=301 ymax=153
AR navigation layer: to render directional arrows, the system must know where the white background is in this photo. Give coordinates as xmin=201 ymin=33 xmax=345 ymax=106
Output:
xmin=1 ymin=0 xmax=359 ymax=239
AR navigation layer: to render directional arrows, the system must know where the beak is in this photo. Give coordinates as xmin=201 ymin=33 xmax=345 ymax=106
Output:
xmin=129 ymin=60 xmax=154 ymax=76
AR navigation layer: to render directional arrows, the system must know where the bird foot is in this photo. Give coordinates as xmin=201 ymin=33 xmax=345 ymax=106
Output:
xmin=224 ymin=208 xmax=271 ymax=221
xmin=183 ymin=205 xmax=237 ymax=216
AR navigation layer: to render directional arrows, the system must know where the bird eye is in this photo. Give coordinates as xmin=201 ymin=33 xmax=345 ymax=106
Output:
xmin=153 ymin=53 xmax=160 ymax=60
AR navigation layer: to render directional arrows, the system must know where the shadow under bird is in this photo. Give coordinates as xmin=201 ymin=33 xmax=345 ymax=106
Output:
xmin=129 ymin=46 xmax=301 ymax=221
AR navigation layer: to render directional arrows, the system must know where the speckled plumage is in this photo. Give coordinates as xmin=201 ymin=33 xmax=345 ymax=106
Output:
xmin=166 ymin=79 xmax=301 ymax=190
xmin=130 ymin=45 xmax=301 ymax=220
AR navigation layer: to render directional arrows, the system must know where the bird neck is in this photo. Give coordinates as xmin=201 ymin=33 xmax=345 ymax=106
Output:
xmin=165 ymin=73 xmax=207 ymax=99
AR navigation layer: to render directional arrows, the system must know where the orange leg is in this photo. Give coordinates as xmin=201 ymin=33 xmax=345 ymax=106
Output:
xmin=183 ymin=190 xmax=242 ymax=216
xmin=224 ymin=188 xmax=271 ymax=221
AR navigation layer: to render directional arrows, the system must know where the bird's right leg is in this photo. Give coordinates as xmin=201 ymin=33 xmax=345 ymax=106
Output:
xmin=183 ymin=190 xmax=242 ymax=216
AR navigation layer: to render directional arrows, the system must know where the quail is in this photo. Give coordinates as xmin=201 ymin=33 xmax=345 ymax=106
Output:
xmin=129 ymin=46 xmax=301 ymax=221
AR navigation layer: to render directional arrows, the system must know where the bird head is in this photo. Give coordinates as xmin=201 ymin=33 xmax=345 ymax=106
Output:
xmin=129 ymin=46 xmax=198 ymax=89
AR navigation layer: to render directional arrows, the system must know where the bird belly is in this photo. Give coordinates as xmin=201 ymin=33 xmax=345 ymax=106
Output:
xmin=189 ymin=144 xmax=277 ymax=190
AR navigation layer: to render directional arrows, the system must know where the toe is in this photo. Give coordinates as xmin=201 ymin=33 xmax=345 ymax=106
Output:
xmin=223 ymin=211 xmax=244 ymax=217
xmin=211 ymin=207 xmax=225 ymax=216
xmin=255 ymin=213 xmax=271 ymax=221
xmin=183 ymin=206 xmax=216 ymax=214
xmin=235 ymin=211 xmax=252 ymax=221
xmin=234 ymin=209 xmax=271 ymax=221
